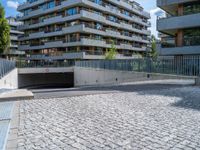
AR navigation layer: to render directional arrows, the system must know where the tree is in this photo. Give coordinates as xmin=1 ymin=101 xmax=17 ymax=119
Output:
xmin=105 ymin=40 xmax=117 ymax=60
xmin=0 ymin=3 xmax=10 ymax=54
xmin=150 ymin=35 xmax=158 ymax=59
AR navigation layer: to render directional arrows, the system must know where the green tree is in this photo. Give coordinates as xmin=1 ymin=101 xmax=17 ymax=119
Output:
xmin=150 ymin=35 xmax=158 ymax=59
xmin=0 ymin=3 xmax=10 ymax=54
xmin=105 ymin=40 xmax=117 ymax=60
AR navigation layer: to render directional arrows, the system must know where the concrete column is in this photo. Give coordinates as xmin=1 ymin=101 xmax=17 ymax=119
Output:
xmin=77 ymin=7 xmax=80 ymax=13
xmin=176 ymin=30 xmax=183 ymax=47
xmin=178 ymin=4 xmax=183 ymax=16
xmin=76 ymin=33 xmax=80 ymax=41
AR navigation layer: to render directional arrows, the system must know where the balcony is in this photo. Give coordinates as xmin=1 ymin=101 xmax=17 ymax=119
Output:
xmin=157 ymin=0 xmax=195 ymax=7
xmin=80 ymin=38 xmax=107 ymax=47
xmin=18 ymin=0 xmax=82 ymax=20
xmin=18 ymin=14 xmax=81 ymax=30
xmin=10 ymin=36 xmax=18 ymax=41
xmin=157 ymin=0 xmax=198 ymax=15
xmin=157 ymin=13 xmax=200 ymax=34
xmin=18 ymin=0 xmax=46 ymax=11
xmin=160 ymin=45 xmax=200 ymax=55
xmin=19 ymin=25 xmax=83 ymax=41
xmin=160 ymin=36 xmax=200 ymax=55
xmin=109 ymin=0 xmax=150 ymax=18
xmin=18 ymin=8 xmax=149 ymax=36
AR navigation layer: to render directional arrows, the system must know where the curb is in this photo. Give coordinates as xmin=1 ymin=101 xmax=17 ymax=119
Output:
xmin=0 ymin=95 xmax=34 ymax=102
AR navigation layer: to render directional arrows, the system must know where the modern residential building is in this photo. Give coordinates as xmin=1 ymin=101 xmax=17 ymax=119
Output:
xmin=17 ymin=0 xmax=150 ymax=61
xmin=5 ymin=17 xmax=25 ymax=60
xmin=157 ymin=0 xmax=200 ymax=56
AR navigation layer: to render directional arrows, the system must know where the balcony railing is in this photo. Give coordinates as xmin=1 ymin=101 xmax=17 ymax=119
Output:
xmin=184 ymin=36 xmax=200 ymax=46
xmin=18 ymin=0 xmax=149 ymax=26
xmin=161 ymin=36 xmax=200 ymax=48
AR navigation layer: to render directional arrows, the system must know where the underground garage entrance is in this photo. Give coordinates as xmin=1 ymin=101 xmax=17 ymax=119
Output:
xmin=18 ymin=72 xmax=74 ymax=89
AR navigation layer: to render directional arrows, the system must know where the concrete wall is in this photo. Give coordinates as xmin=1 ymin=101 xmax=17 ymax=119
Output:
xmin=18 ymin=67 xmax=74 ymax=74
xmin=18 ymin=73 xmax=74 ymax=88
xmin=0 ymin=68 xmax=18 ymax=89
xmin=74 ymin=67 xmax=195 ymax=87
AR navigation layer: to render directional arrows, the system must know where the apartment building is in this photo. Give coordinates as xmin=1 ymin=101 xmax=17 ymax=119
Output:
xmin=5 ymin=17 xmax=24 ymax=60
xmin=157 ymin=0 xmax=200 ymax=56
xmin=17 ymin=0 xmax=150 ymax=61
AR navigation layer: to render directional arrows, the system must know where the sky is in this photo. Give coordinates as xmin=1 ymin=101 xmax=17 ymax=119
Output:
xmin=0 ymin=0 xmax=164 ymax=37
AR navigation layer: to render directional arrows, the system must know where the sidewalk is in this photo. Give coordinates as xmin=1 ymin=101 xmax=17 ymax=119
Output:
xmin=0 ymin=89 xmax=33 ymax=150
xmin=0 ymin=89 xmax=34 ymax=101
xmin=0 ymin=102 xmax=14 ymax=150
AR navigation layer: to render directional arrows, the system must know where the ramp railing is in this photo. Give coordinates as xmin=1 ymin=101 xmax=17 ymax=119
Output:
xmin=0 ymin=58 xmax=16 ymax=79
xmin=16 ymin=60 xmax=75 ymax=68
xmin=76 ymin=56 xmax=200 ymax=77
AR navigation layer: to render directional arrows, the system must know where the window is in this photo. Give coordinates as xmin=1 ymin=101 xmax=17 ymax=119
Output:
xmin=47 ymin=1 xmax=55 ymax=9
xmin=108 ymin=15 xmax=118 ymax=23
xmin=24 ymin=9 xmax=31 ymax=16
xmin=96 ymin=23 xmax=103 ymax=30
xmin=94 ymin=0 xmax=102 ymax=5
xmin=66 ymin=8 xmax=78 ymax=16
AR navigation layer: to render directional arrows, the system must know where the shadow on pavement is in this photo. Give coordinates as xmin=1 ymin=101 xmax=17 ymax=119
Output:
xmin=30 ymin=80 xmax=200 ymax=111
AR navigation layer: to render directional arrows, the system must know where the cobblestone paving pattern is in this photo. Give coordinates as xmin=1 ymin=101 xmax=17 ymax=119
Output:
xmin=17 ymin=86 xmax=200 ymax=150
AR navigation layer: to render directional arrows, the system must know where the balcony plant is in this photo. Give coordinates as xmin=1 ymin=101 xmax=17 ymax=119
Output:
xmin=105 ymin=40 xmax=117 ymax=60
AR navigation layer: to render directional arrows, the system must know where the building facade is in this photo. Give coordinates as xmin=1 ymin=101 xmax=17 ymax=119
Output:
xmin=6 ymin=17 xmax=25 ymax=60
xmin=157 ymin=0 xmax=200 ymax=56
xmin=17 ymin=0 xmax=150 ymax=61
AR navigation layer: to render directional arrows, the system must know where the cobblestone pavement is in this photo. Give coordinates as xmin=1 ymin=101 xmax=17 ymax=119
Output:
xmin=16 ymin=85 xmax=200 ymax=150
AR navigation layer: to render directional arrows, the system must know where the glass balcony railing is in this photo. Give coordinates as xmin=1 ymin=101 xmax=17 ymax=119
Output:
xmin=161 ymin=36 xmax=200 ymax=48
xmin=184 ymin=36 xmax=200 ymax=46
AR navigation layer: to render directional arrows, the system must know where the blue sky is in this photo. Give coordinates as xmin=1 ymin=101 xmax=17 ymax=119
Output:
xmin=0 ymin=0 xmax=163 ymax=37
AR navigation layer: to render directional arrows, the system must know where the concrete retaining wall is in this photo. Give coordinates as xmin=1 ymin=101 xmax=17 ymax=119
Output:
xmin=1 ymin=67 xmax=197 ymax=89
xmin=74 ymin=67 xmax=196 ymax=87
xmin=0 ymin=68 xmax=18 ymax=89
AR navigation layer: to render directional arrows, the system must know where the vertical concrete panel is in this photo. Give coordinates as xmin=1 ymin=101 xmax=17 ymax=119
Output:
xmin=0 ymin=69 xmax=18 ymax=89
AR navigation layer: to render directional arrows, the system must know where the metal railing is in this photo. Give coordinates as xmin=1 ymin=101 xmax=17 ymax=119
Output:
xmin=76 ymin=57 xmax=200 ymax=77
xmin=16 ymin=60 xmax=75 ymax=68
xmin=0 ymin=59 xmax=16 ymax=79
xmin=13 ymin=56 xmax=200 ymax=77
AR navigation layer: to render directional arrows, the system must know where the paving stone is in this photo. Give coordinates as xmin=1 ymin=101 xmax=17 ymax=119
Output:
xmin=14 ymin=86 xmax=200 ymax=150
